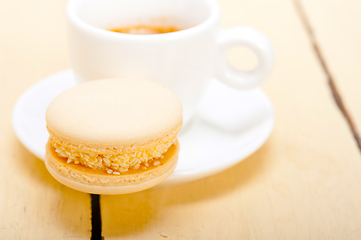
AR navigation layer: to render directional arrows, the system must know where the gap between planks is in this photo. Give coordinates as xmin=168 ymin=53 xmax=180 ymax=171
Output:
xmin=293 ymin=0 xmax=361 ymax=151
xmin=91 ymin=194 xmax=103 ymax=240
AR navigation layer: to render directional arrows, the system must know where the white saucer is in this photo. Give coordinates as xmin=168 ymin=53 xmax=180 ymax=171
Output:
xmin=12 ymin=70 xmax=274 ymax=187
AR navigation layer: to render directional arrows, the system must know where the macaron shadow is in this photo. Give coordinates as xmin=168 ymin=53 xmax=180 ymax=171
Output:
xmin=100 ymin=141 xmax=270 ymax=237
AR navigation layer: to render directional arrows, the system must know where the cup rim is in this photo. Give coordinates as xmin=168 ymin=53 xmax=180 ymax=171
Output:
xmin=67 ymin=0 xmax=220 ymax=41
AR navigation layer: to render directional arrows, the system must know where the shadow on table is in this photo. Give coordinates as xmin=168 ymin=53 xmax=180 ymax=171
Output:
xmin=101 ymin=141 xmax=272 ymax=237
xmin=11 ymin=128 xmax=272 ymax=238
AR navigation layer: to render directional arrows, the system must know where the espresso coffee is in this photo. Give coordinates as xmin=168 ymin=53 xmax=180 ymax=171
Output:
xmin=109 ymin=25 xmax=182 ymax=34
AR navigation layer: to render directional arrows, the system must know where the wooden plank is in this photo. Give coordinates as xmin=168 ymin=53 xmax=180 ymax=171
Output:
xmin=299 ymin=0 xmax=361 ymax=145
xmin=0 ymin=0 xmax=91 ymax=239
xmin=101 ymin=0 xmax=361 ymax=239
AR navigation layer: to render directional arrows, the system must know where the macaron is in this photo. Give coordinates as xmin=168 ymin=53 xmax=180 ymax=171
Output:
xmin=45 ymin=78 xmax=182 ymax=194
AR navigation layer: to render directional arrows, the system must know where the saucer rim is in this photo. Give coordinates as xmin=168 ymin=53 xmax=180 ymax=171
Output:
xmin=12 ymin=70 xmax=73 ymax=160
xmin=12 ymin=69 xmax=275 ymax=186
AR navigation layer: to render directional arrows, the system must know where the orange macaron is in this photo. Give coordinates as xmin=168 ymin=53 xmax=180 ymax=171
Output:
xmin=45 ymin=78 xmax=182 ymax=194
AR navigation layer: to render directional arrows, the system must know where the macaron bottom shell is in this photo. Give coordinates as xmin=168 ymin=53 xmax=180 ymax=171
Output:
xmin=45 ymin=140 xmax=179 ymax=194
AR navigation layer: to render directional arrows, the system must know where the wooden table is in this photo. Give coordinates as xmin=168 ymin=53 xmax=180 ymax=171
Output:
xmin=1 ymin=0 xmax=361 ymax=239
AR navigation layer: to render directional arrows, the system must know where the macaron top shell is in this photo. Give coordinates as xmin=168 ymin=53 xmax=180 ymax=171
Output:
xmin=46 ymin=78 xmax=183 ymax=147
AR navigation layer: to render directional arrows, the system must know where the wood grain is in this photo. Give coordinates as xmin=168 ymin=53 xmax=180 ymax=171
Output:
xmin=299 ymin=0 xmax=361 ymax=149
xmin=0 ymin=0 xmax=91 ymax=239
xmin=1 ymin=0 xmax=361 ymax=239
xmin=100 ymin=0 xmax=361 ymax=239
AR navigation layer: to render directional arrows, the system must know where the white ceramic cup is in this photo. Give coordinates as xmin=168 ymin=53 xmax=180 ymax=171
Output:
xmin=67 ymin=0 xmax=274 ymax=125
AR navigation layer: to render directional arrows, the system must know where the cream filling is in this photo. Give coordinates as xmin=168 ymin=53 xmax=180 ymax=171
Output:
xmin=51 ymin=138 xmax=175 ymax=174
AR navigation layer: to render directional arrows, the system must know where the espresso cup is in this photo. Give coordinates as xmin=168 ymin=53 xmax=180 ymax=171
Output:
xmin=67 ymin=0 xmax=274 ymax=125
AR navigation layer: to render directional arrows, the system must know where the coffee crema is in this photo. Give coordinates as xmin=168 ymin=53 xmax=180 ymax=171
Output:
xmin=108 ymin=25 xmax=182 ymax=35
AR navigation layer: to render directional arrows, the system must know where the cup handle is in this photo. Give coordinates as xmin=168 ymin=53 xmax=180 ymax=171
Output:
xmin=216 ymin=27 xmax=274 ymax=90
